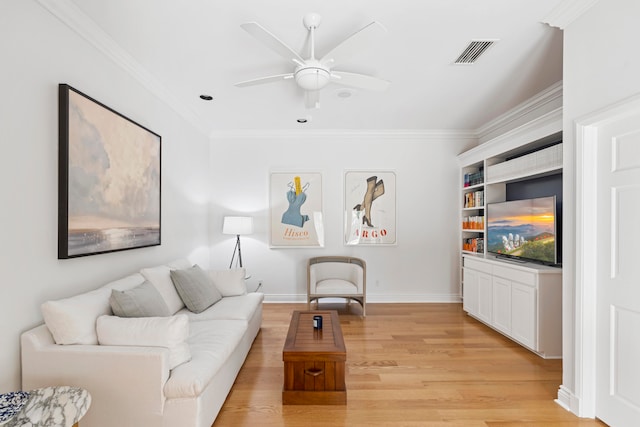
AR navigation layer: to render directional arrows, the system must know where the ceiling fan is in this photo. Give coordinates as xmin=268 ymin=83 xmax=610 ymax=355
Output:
xmin=235 ymin=13 xmax=390 ymax=109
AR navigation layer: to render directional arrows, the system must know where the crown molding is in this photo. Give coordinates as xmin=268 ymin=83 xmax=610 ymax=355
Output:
xmin=209 ymin=128 xmax=479 ymax=142
xmin=542 ymin=0 xmax=600 ymax=29
xmin=458 ymin=106 xmax=562 ymax=165
xmin=475 ymin=81 xmax=563 ymax=144
xmin=36 ymin=0 xmax=209 ymax=135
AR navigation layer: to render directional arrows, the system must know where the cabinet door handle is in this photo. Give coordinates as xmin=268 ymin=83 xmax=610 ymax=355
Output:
xmin=304 ymin=368 xmax=323 ymax=377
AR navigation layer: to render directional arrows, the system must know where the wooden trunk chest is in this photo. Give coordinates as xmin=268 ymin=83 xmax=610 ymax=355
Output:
xmin=282 ymin=310 xmax=346 ymax=405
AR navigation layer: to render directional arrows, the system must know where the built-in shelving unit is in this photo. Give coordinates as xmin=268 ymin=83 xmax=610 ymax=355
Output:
xmin=457 ymin=128 xmax=563 ymax=358
xmin=461 ymin=166 xmax=485 ymax=255
xmin=459 ymin=136 xmax=562 ymax=258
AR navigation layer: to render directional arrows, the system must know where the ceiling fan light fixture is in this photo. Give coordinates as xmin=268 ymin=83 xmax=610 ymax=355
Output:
xmin=235 ymin=14 xmax=389 ymax=108
xmin=295 ymin=66 xmax=330 ymax=91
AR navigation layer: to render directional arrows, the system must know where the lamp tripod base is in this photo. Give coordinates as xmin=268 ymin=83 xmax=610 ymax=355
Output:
xmin=229 ymin=235 xmax=243 ymax=269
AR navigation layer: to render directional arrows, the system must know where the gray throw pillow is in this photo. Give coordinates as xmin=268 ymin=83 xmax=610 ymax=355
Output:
xmin=170 ymin=265 xmax=222 ymax=313
xmin=109 ymin=281 xmax=171 ymax=318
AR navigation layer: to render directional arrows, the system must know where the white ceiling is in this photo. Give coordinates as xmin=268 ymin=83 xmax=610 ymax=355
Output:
xmin=59 ymin=0 xmax=564 ymax=134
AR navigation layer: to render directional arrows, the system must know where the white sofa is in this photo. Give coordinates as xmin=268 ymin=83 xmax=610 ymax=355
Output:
xmin=20 ymin=259 xmax=263 ymax=427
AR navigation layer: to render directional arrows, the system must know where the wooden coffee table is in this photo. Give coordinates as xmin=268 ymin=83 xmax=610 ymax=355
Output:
xmin=282 ymin=310 xmax=346 ymax=405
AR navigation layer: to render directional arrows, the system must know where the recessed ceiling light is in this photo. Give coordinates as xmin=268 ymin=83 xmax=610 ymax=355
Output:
xmin=297 ymin=118 xmax=308 ymax=123
xmin=199 ymin=94 xmax=213 ymax=101
xmin=336 ymin=88 xmax=355 ymax=99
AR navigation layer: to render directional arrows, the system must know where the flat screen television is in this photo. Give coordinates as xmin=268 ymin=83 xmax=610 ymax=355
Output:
xmin=486 ymin=196 xmax=557 ymax=265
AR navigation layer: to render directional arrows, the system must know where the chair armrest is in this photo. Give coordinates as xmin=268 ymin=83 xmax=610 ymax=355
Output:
xmin=309 ymin=266 xmax=319 ymax=293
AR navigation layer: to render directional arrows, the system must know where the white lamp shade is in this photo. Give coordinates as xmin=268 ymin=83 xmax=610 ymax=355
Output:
xmin=222 ymin=216 xmax=253 ymax=235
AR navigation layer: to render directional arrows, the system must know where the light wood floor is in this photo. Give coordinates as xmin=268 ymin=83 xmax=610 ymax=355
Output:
xmin=213 ymin=303 xmax=607 ymax=427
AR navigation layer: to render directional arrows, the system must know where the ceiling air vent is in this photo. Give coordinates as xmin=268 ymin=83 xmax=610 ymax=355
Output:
xmin=454 ymin=40 xmax=498 ymax=64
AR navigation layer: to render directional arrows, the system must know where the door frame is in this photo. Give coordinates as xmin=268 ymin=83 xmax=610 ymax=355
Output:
xmin=574 ymin=92 xmax=640 ymax=418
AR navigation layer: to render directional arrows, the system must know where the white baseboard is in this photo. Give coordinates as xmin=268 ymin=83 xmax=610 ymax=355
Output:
xmin=262 ymin=294 xmax=462 ymax=303
xmin=555 ymin=385 xmax=572 ymax=411
xmin=555 ymin=385 xmax=583 ymax=416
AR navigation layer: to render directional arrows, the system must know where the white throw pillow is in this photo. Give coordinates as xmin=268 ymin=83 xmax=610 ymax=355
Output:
xmin=140 ymin=265 xmax=185 ymax=314
xmin=207 ymin=268 xmax=247 ymax=297
xmin=41 ymin=287 xmax=112 ymax=345
xmin=96 ymin=314 xmax=191 ymax=370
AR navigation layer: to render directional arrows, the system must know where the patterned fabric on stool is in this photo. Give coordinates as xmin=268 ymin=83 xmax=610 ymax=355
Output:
xmin=0 ymin=386 xmax=90 ymax=427
xmin=0 ymin=391 xmax=30 ymax=424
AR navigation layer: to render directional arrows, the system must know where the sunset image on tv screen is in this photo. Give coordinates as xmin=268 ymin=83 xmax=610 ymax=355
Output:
xmin=487 ymin=196 xmax=556 ymax=263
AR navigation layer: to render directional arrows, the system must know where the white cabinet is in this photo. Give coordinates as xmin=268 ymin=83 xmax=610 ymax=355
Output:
xmin=492 ymin=276 xmax=512 ymax=334
xmin=511 ymin=282 xmax=536 ymax=349
xmin=462 ymin=255 xmax=561 ymax=358
xmin=462 ymin=267 xmax=478 ymax=314
xmin=477 ymin=272 xmax=492 ymax=324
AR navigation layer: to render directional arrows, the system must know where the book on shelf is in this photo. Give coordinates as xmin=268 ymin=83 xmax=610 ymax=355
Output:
xmin=462 ymin=215 xmax=484 ymax=230
xmin=463 ymin=190 xmax=484 ymax=208
xmin=463 ymin=170 xmax=484 ymax=187
xmin=462 ymin=237 xmax=484 ymax=253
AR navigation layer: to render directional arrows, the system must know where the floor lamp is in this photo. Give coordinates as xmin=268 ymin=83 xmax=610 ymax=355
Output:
xmin=222 ymin=216 xmax=253 ymax=269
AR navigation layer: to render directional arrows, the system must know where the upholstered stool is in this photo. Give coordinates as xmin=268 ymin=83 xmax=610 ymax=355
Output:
xmin=0 ymin=386 xmax=90 ymax=427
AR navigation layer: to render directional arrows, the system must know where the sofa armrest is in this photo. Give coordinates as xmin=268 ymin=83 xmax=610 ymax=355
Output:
xmin=22 ymin=325 xmax=170 ymax=426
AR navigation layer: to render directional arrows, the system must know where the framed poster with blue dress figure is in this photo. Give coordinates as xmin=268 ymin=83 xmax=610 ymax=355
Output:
xmin=270 ymin=172 xmax=324 ymax=247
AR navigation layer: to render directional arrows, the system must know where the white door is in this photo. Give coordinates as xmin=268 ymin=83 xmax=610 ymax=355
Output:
xmin=595 ymin=113 xmax=640 ymax=426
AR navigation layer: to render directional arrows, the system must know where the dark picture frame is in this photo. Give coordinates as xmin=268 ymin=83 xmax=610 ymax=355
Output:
xmin=58 ymin=84 xmax=161 ymax=259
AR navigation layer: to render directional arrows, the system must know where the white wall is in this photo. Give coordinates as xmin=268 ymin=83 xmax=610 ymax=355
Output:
xmin=0 ymin=1 xmax=210 ymax=391
xmin=209 ymin=133 xmax=476 ymax=302
xmin=561 ymin=0 xmax=640 ymax=414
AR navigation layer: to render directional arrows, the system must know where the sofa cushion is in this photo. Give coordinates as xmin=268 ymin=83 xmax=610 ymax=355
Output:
xmin=207 ymin=268 xmax=247 ymax=297
xmin=41 ymin=287 xmax=112 ymax=345
xmin=109 ymin=281 xmax=171 ymax=318
xmin=164 ymin=320 xmax=247 ymax=398
xmin=96 ymin=314 xmax=191 ymax=370
xmin=140 ymin=265 xmax=185 ymax=314
xmin=170 ymin=265 xmax=222 ymax=313
xmin=176 ymin=293 xmax=263 ymax=323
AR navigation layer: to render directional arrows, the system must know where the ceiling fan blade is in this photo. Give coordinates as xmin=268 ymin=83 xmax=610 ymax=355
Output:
xmin=234 ymin=73 xmax=293 ymax=87
xmin=320 ymin=21 xmax=387 ymax=67
xmin=241 ymin=22 xmax=304 ymax=65
xmin=305 ymin=90 xmax=321 ymax=109
xmin=330 ymin=71 xmax=390 ymax=91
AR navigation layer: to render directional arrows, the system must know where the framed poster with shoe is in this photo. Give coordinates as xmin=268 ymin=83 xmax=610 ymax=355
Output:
xmin=344 ymin=171 xmax=396 ymax=245
xmin=270 ymin=172 xmax=324 ymax=248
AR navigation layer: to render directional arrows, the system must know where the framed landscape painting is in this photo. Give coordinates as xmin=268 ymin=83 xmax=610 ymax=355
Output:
xmin=58 ymin=84 xmax=161 ymax=258
xmin=269 ymin=172 xmax=324 ymax=248
xmin=344 ymin=170 xmax=397 ymax=245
